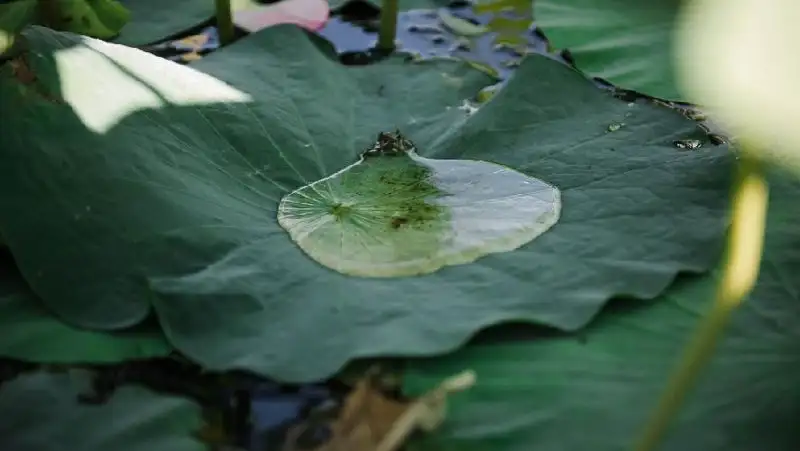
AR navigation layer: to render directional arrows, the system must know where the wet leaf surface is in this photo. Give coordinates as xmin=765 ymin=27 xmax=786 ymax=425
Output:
xmin=277 ymin=131 xmax=561 ymax=278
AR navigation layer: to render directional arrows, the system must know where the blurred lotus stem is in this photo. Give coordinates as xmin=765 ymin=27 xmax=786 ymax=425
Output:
xmin=215 ymin=0 xmax=235 ymax=45
xmin=633 ymin=148 xmax=769 ymax=451
xmin=378 ymin=0 xmax=398 ymax=51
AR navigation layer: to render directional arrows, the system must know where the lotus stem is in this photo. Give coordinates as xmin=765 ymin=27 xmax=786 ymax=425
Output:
xmin=378 ymin=0 xmax=399 ymax=51
xmin=633 ymin=149 xmax=769 ymax=451
xmin=215 ymin=0 xmax=234 ymax=45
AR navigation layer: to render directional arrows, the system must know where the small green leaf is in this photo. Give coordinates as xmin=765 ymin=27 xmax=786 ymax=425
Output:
xmin=404 ymin=169 xmax=800 ymax=451
xmin=536 ymin=0 xmax=682 ymax=100
xmin=0 ymin=370 xmax=204 ymax=451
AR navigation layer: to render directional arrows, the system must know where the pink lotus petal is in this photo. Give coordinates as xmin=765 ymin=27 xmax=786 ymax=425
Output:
xmin=233 ymin=0 xmax=330 ymax=33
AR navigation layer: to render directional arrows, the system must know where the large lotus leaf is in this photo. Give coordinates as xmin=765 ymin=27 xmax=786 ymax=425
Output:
xmin=403 ymin=168 xmax=800 ymax=451
xmin=536 ymin=0 xmax=681 ymax=101
xmin=0 ymin=370 xmax=204 ymax=451
xmin=0 ymin=251 xmax=171 ymax=364
xmin=0 ymin=24 xmax=492 ymax=329
xmin=0 ymin=24 xmax=729 ymax=382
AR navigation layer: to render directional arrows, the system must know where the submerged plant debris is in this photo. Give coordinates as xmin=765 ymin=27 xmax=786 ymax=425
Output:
xmin=277 ymin=131 xmax=561 ymax=277
xmin=282 ymin=367 xmax=475 ymax=451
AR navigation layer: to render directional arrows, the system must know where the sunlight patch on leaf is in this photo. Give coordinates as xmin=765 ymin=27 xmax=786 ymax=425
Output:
xmin=53 ymin=29 xmax=250 ymax=133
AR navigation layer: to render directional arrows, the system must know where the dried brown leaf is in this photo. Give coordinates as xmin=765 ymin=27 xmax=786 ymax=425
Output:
xmin=282 ymin=368 xmax=475 ymax=451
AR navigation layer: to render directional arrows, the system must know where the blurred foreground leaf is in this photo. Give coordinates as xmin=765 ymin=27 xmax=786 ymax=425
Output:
xmin=0 ymin=370 xmax=204 ymax=451
xmin=536 ymin=0 xmax=682 ymax=100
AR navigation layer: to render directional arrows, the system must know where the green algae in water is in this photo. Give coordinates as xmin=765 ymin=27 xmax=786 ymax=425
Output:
xmin=277 ymin=131 xmax=561 ymax=277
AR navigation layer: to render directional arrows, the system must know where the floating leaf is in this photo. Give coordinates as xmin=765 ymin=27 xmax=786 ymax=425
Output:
xmin=0 ymin=25 xmax=730 ymax=382
xmin=404 ymin=169 xmax=800 ymax=451
xmin=0 ymin=370 xmax=204 ymax=451
xmin=536 ymin=0 xmax=682 ymax=100
xmin=0 ymin=250 xmax=171 ymax=364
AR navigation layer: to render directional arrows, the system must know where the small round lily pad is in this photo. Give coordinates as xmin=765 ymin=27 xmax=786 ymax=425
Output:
xmin=277 ymin=131 xmax=562 ymax=277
